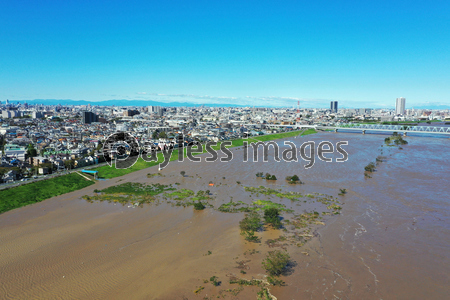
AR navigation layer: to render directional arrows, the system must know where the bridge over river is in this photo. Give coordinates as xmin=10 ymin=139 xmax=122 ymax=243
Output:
xmin=245 ymin=123 xmax=450 ymax=136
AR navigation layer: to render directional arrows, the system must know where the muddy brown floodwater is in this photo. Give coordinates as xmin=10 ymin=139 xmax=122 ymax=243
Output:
xmin=0 ymin=132 xmax=449 ymax=299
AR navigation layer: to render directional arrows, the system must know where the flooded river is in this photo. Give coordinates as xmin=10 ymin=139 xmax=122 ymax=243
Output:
xmin=0 ymin=132 xmax=448 ymax=299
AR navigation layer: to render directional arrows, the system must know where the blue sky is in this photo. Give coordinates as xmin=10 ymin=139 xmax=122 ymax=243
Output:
xmin=0 ymin=0 xmax=449 ymax=108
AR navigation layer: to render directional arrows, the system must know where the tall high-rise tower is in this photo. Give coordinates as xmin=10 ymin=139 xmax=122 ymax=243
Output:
xmin=330 ymin=101 xmax=338 ymax=113
xmin=396 ymin=97 xmax=406 ymax=115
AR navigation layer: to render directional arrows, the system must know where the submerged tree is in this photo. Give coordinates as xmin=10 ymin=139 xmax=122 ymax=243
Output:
xmin=364 ymin=162 xmax=376 ymax=172
xmin=193 ymin=201 xmax=205 ymax=210
xmin=239 ymin=212 xmax=261 ymax=242
xmin=339 ymin=188 xmax=347 ymax=195
xmin=264 ymin=208 xmax=281 ymax=228
xmin=262 ymin=250 xmax=290 ymax=276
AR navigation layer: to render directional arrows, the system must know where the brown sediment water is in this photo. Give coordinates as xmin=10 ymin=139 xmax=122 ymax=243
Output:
xmin=0 ymin=132 xmax=449 ymax=299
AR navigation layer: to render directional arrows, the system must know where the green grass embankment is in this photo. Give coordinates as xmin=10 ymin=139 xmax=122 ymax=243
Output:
xmin=0 ymin=173 xmax=95 ymax=214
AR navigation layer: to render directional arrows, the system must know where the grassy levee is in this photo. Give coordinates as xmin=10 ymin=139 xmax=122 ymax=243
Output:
xmin=93 ymin=153 xmax=168 ymax=179
xmin=0 ymin=128 xmax=316 ymax=213
xmin=250 ymin=128 xmax=315 ymax=141
xmin=0 ymin=173 xmax=95 ymax=214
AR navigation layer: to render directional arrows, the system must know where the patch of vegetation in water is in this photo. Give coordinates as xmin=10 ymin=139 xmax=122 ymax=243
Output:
xmin=193 ymin=286 xmax=204 ymax=294
xmin=364 ymin=162 xmax=376 ymax=172
xmin=244 ymin=186 xmax=304 ymax=201
xmin=191 ymin=190 xmax=211 ymax=201
xmin=225 ymin=259 xmax=285 ymax=299
xmin=218 ymin=196 xmax=296 ymax=214
xmin=255 ymin=172 xmax=277 ymax=180
xmin=229 ymin=278 xmax=262 ymax=286
xmin=376 ymin=156 xmax=386 ymax=163
xmin=262 ymin=250 xmax=291 ymax=277
xmin=146 ymin=173 xmax=164 ymax=178
xmin=264 ymin=207 xmax=282 ymax=228
xmin=285 ymin=174 xmax=303 ymax=184
xmin=209 ymin=276 xmax=221 ymax=286
xmin=217 ymin=200 xmax=250 ymax=213
xmin=315 ymin=194 xmax=340 ymax=206
xmin=238 ymin=187 xmax=342 ymax=248
xmin=193 ymin=201 xmax=206 ymax=210
xmin=83 ymin=194 xmax=151 ymax=206
xmin=266 ymin=236 xmax=289 ymax=249
xmin=385 ymin=133 xmax=408 ymax=147
xmin=100 ymin=182 xmax=174 ymax=196
xmin=239 ymin=212 xmax=262 ymax=242
xmin=267 ymin=276 xmax=285 ymax=286
xmin=163 ymin=188 xmax=215 ymax=210
xmin=338 ymin=188 xmax=347 ymax=195
xmin=290 ymin=211 xmax=321 ymax=228
xmin=243 ymin=249 xmax=259 ymax=255
xmin=252 ymin=199 xmax=292 ymax=213
xmin=82 ymin=182 xmax=174 ymax=206
xmin=257 ymin=287 xmax=273 ymax=300
xmin=164 ymin=188 xmax=195 ymax=200
xmin=218 ymin=286 xmax=244 ymax=297
xmin=279 ymin=203 xmax=341 ymax=247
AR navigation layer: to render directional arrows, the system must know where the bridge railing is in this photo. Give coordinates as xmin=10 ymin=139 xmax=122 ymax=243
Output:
xmin=333 ymin=124 xmax=450 ymax=133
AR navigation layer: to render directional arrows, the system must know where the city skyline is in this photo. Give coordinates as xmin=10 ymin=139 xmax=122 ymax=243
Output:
xmin=3 ymin=97 xmax=449 ymax=110
xmin=1 ymin=1 xmax=449 ymax=107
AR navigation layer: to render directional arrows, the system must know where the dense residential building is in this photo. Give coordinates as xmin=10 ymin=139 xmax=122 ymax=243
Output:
xmin=32 ymin=111 xmax=44 ymax=119
xmin=123 ymin=110 xmax=140 ymax=117
xmin=82 ymin=111 xmax=99 ymax=124
xmin=3 ymin=144 xmax=27 ymax=160
xmin=2 ymin=110 xmax=21 ymax=118
xmin=148 ymin=106 xmax=163 ymax=116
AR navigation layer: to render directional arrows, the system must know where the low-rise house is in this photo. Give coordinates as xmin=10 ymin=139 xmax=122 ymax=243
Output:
xmin=2 ymin=170 xmax=18 ymax=183
xmin=75 ymin=156 xmax=96 ymax=168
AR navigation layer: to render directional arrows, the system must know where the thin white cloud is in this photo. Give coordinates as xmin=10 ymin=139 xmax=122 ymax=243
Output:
xmin=108 ymin=92 xmax=450 ymax=109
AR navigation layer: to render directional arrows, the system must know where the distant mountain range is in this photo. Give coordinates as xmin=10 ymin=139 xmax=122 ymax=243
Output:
xmin=401 ymin=104 xmax=450 ymax=110
xmin=6 ymin=99 xmax=450 ymax=110
xmin=11 ymin=99 xmax=248 ymax=108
